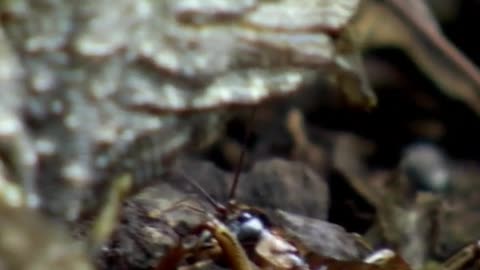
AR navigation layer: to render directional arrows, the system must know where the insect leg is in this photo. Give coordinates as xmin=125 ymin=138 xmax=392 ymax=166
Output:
xmin=442 ymin=241 xmax=480 ymax=270
xmin=201 ymin=217 xmax=254 ymax=270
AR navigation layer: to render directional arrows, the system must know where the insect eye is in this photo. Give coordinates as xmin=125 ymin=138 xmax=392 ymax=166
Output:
xmin=236 ymin=215 xmax=264 ymax=242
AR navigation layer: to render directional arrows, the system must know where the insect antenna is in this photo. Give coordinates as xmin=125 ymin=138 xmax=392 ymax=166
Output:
xmin=175 ymin=107 xmax=257 ymax=215
xmin=228 ymin=107 xmax=257 ymax=201
xmin=176 ymin=170 xmax=227 ymax=214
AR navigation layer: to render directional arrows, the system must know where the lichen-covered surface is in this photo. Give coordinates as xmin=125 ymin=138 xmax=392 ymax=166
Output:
xmin=0 ymin=0 xmax=367 ymax=220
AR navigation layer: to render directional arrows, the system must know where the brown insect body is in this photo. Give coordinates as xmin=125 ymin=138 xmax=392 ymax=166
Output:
xmin=153 ymin=158 xmax=310 ymax=270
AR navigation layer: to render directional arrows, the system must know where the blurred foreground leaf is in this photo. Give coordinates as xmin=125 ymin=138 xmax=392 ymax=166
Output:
xmin=353 ymin=0 xmax=480 ymax=114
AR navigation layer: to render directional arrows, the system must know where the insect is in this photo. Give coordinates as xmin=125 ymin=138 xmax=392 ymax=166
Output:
xmin=153 ymin=165 xmax=310 ymax=270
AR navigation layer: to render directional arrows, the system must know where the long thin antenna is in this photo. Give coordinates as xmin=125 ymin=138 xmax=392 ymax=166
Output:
xmin=176 ymin=170 xmax=227 ymax=213
xmin=228 ymin=107 xmax=257 ymax=200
